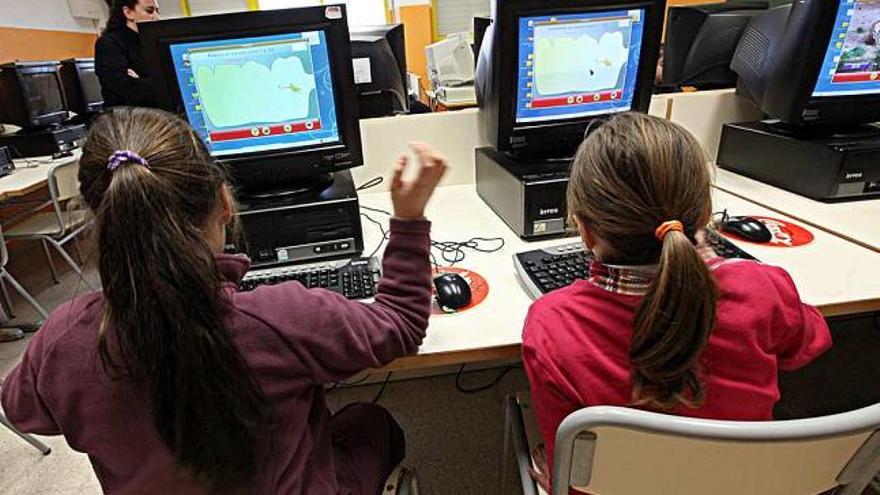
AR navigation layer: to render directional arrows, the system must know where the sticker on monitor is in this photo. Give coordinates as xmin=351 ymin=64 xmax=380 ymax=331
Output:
xmin=814 ymin=0 xmax=880 ymax=97
xmin=514 ymin=9 xmax=646 ymax=124
xmin=168 ymin=31 xmax=341 ymax=157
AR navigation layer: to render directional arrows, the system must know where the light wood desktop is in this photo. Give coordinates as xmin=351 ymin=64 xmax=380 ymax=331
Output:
xmin=714 ymin=168 xmax=880 ymax=253
xmin=0 ymin=153 xmax=80 ymax=203
xmin=361 ymin=184 xmax=880 ymax=372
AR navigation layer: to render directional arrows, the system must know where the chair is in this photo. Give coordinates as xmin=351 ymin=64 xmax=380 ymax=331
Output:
xmin=502 ymin=393 xmax=880 ymax=495
xmin=383 ymin=465 xmax=420 ymax=495
xmin=3 ymin=160 xmax=93 ymax=291
xmin=0 ymin=225 xmax=49 ymax=321
xmin=0 ymin=386 xmax=51 ymax=455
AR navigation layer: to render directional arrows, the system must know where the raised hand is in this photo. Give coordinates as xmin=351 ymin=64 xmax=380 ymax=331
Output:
xmin=390 ymin=142 xmax=448 ymax=220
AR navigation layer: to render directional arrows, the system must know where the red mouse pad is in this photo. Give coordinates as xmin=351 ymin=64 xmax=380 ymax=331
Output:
xmin=431 ymin=267 xmax=489 ymax=315
xmin=723 ymin=216 xmax=815 ymax=247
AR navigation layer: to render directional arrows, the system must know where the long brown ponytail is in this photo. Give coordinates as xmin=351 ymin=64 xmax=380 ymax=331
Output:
xmin=567 ymin=113 xmax=717 ymax=410
xmin=79 ymin=107 xmax=270 ymax=490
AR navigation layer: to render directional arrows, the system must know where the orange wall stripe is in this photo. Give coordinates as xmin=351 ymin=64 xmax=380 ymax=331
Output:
xmin=0 ymin=27 xmax=97 ymax=64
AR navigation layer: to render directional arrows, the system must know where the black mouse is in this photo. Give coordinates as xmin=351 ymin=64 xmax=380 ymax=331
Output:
xmin=722 ymin=216 xmax=773 ymax=243
xmin=433 ymin=273 xmax=472 ymax=310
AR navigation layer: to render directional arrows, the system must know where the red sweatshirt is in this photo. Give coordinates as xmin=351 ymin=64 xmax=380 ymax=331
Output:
xmin=522 ymin=258 xmax=831 ymax=472
xmin=1 ymin=218 xmax=432 ymax=495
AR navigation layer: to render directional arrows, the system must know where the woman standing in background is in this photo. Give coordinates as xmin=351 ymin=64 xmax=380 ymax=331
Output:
xmin=95 ymin=0 xmax=160 ymax=108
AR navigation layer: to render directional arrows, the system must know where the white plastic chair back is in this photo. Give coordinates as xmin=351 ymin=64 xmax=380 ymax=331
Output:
xmin=552 ymin=404 xmax=880 ymax=495
xmin=49 ymin=160 xmax=81 ymax=203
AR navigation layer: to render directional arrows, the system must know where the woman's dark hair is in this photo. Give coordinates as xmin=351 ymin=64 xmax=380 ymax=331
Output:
xmin=567 ymin=112 xmax=717 ymax=411
xmin=103 ymin=0 xmax=139 ymax=34
xmin=79 ymin=107 xmax=270 ymax=490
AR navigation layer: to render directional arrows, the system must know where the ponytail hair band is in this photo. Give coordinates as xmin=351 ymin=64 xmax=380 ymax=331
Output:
xmin=655 ymin=220 xmax=684 ymax=241
xmin=107 ymin=150 xmax=149 ymax=172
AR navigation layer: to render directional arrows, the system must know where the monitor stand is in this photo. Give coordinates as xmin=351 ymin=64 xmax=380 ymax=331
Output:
xmin=717 ymin=120 xmax=880 ymax=201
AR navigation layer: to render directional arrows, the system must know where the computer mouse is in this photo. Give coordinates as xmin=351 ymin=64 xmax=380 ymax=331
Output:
xmin=433 ymin=273 xmax=472 ymax=310
xmin=722 ymin=216 xmax=773 ymax=243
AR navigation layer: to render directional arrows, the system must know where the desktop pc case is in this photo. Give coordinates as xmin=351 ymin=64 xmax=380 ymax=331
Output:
xmin=717 ymin=121 xmax=880 ymax=201
xmin=236 ymin=170 xmax=364 ymax=267
xmin=0 ymin=146 xmax=14 ymax=178
xmin=476 ymin=147 xmax=573 ymax=239
xmin=0 ymin=124 xmax=86 ymax=159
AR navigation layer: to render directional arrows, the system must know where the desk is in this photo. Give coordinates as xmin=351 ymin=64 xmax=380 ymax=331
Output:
xmin=0 ymin=153 xmax=80 ymax=203
xmin=363 ymin=185 xmax=880 ymax=371
xmin=714 ymin=168 xmax=880 ymax=253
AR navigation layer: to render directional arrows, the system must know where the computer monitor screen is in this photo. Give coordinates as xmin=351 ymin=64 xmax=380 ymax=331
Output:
xmin=514 ymin=9 xmax=645 ymax=124
xmin=168 ymin=31 xmax=341 ymax=158
xmin=79 ymin=66 xmax=103 ymax=106
xmin=813 ymin=0 xmax=880 ymax=98
xmin=22 ymin=72 xmax=65 ymax=121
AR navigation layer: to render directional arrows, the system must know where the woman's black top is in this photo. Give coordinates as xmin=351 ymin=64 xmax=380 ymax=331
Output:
xmin=94 ymin=26 xmax=156 ymax=108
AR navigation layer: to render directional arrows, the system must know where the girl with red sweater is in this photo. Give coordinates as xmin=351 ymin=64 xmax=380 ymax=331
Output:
xmin=523 ymin=113 xmax=831 ymax=489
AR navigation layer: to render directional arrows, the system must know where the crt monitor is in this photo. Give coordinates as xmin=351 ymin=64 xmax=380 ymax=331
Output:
xmin=661 ymin=1 xmax=768 ymax=90
xmin=140 ymin=5 xmax=363 ymax=190
xmin=0 ymin=62 xmax=68 ymax=129
xmin=350 ymin=24 xmax=409 ymax=118
xmin=732 ymin=0 xmax=880 ymax=127
xmin=476 ymin=0 xmax=666 ymax=157
xmin=60 ymin=58 xmax=104 ymax=115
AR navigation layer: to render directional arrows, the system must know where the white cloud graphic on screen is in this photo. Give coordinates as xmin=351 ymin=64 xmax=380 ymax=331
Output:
xmin=533 ymin=29 xmax=628 ymax=96
xmin=194 ymin=56 xmax=316 ymax=128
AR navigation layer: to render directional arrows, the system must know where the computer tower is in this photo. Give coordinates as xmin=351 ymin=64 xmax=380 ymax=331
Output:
xmin=717 ymin=121 xmax=880 ymax=201
xmin=475 ymin=147 xmax=573 ymax=239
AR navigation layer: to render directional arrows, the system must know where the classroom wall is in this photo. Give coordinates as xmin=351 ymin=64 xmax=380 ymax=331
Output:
xmin=0 ymin=0 xmax=107 ymax=63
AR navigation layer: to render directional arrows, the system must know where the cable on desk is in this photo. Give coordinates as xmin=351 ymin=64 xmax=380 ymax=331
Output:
xmin=372 ymin=372 xmax=393 ymax=403
xmin=356 ymin=176 xmax=384 ymax=191
xmin=455 ymin=364 xmax=515 ymax=394
xmin=431 ymin=237 xmax=505 ymax=269
xmin=327 ymin=372 xmax=372 ymax=392
xmin=360 ymin=211 xmax=391 ymax=258
xmin=361 ymin=204 xmax=392 ymax=216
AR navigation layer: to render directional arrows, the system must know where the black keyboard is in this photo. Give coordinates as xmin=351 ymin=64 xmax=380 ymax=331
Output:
xmin=514 ymin=230 xmax=757 ymax=299
xmin=240 ymin=257 xmax=381 ymax=300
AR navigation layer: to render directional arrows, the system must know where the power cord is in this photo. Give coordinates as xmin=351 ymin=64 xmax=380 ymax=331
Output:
xmin=358 ymin=205 xmax=505 ymax=267
xmin=327 ymin=372 xmax=373 ymax=392
xmin=356 ymin=176 xmax=384 ymax=191
xmin=454 ymin=364 xmax=516 ymax=394
xmin=360 ymin=211 xmax=391 ymax=258
xmin=372 ymin=372 xmax=393 ymax=403
xmin=430 ymin=237 xmax=505 ymax=269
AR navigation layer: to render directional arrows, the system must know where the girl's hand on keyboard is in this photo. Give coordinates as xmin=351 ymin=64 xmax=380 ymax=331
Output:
xmin=391 ymin=142 xmax=447 ymax=220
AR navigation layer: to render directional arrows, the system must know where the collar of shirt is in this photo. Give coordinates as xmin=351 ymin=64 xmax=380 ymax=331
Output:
xmin=587 ymin=256 xmax=734 ymax=296
xmin=587 ymin=260 xmax=656 ymax=296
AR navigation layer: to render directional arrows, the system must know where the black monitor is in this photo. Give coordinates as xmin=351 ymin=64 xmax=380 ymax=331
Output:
xmin=661 ymin=1 xmax=768 ymax=90
xmin=60 ymin=58 xmax=104 ymax=116
xmin=0 ymin=62 xmax=68 ymax=129
xmin=732 ymin=0 xmax=880 ymax=127
xmin=476 ymin=0 xmax=666 ymax=157
xmin=140 ymin=5 xmax=363 ymax=190
xmin=350 ymin=24 xmax=409 ymax=118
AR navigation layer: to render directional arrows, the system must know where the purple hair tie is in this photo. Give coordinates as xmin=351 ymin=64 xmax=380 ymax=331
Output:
xmin=107 ymin=150 xmax=149 ymax=172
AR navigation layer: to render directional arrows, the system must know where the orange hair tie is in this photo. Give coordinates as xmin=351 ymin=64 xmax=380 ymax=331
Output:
xmin=655 ymin=220 xmax=684 ymax=241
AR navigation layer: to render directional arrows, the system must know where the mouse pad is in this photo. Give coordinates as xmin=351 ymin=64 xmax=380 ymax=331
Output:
xmin=431 ymin=267 xmax=489 ymax=315
xmin=722 ymin=216 xmax=815 ymax=247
